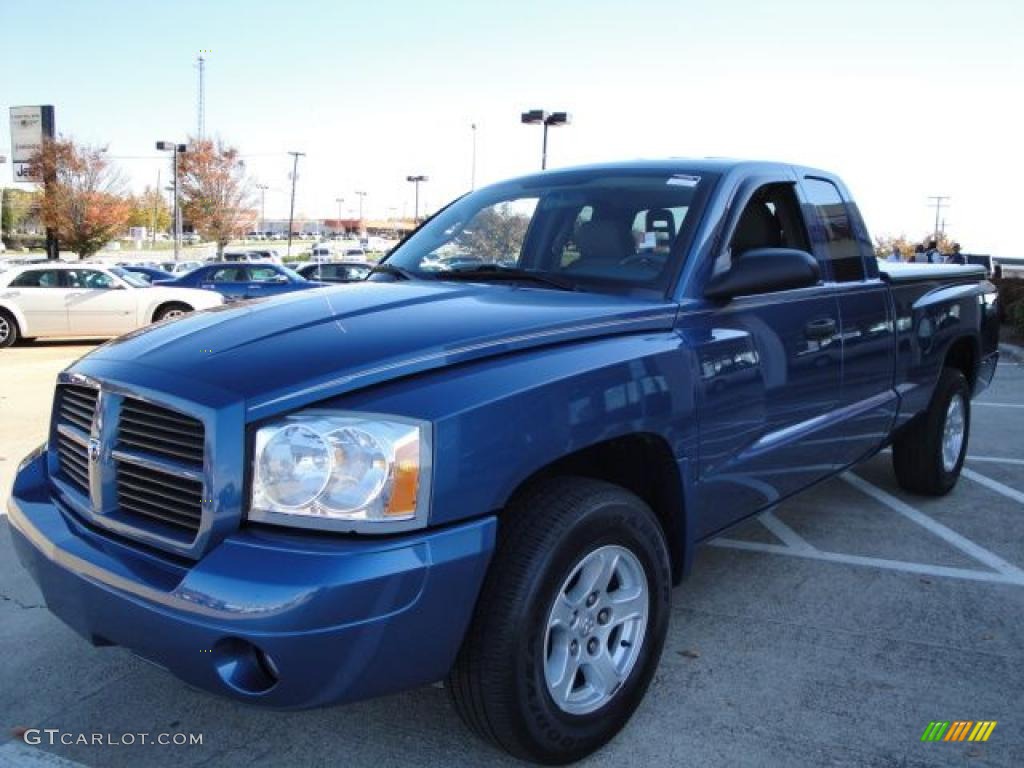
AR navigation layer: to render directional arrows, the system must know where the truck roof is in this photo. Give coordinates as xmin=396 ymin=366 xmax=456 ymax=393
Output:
xmin=500 ymin=158 xmax=835 ymax=184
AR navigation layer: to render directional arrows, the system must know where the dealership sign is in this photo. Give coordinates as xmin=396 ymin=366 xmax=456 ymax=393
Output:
xmin=9 ymin=105 xmax=55 ymax=183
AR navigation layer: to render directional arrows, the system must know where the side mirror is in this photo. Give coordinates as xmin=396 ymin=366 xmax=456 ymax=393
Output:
xmin=705 ymin=248 xmax=820 ymax=300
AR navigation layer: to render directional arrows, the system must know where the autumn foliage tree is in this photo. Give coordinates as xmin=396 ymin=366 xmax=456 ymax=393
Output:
xmin=28 ymin=138 xmax=131 ymax=259
xmin=178 ymin=138 xmax=254 ymax=258
xmin=127 ymin=186 xmax=171 ymax=233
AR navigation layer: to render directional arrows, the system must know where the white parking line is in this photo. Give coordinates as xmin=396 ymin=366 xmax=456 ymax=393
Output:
xmin=974 ymin=402 xmax=1024 ymax=409
xmin=962 ymin=467 xmax=1024 ymax=505
xmin=967 ymin=455 xmax=1024 ymax=467
xmin=842 ymin=473 xmax=1024 ymax=578
xmin=708 ymin=538 xmax=1024 ymax=587
xmin=758 ymin=510 xmax=816 ymax=553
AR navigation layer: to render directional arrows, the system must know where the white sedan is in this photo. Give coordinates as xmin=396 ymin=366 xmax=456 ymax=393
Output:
xmin=0 ymin=263 xmax=223 ymax=347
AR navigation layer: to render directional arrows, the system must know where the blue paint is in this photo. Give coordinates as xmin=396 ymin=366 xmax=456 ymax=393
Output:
xmin=9 ymin=159 xmax=999 ymax=708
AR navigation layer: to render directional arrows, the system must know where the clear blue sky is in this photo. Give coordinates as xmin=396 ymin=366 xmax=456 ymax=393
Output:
xmin=2 ymin=0 xmax=1022 ymax=252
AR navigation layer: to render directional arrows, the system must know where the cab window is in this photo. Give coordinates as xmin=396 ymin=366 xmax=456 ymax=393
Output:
xmin=719 ymin=183 xmax=812 ymax=276
xmin=803 ymin=177 xmax=866 ymax=282
xmin=10 ymin=269 xmax=60 ymax=288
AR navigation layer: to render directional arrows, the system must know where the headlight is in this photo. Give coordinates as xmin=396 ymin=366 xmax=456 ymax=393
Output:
xmin=249 ymin=411 xmax=431 ymax=533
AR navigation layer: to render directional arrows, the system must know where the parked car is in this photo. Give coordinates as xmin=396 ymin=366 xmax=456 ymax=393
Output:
xmin=245 ymin=232 xmax=266 ymax=241
xmin=8 ymin=160 xmax=999 ymax=764
xmin=181 ymin=233 xmax=202 ymax=245
xmin=155 ymin=261 xmax=323 ymax=301
xmin=119 ymin=265 xmax=175 ymax=283
xmin=0 ymin=263 xmax=223 ymax=345
xmin=158 ymin=260 xmax=204 ymax=274
xmin=296 ymin=261 xmax=371 ymax=283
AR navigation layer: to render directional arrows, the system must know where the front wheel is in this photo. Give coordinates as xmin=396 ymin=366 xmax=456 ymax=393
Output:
xmin=892 ymin=367 xmax=971 ymax=495
xmin=448 ymin=477 xmax=671 ymax=764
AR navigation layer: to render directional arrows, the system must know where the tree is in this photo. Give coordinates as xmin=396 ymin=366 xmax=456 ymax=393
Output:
xmin=874 ymin=231 xmax=960 ymax=260
xmin=28 ymin=138 xmax=131 ymax=259
xmin=127 ymin=186 xmax=171 ymax=233
xmin=178 ymin=138 xmax=254 ymax=258
xmin=458 ymin=204 xmax=532 ymax=263
xmin=1 ymin=188 xmax=41 ymax=234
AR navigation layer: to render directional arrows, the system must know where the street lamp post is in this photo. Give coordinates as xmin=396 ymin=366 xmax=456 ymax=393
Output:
xmin=335 ymin=197 xmax=344 ymax=235
xmin=286 ymin=151 xmax=305 ymax=258
xmin=520 ymin=110 xmax=572 ymax=170
xmin=470 ymin=123 xmax=477 ymax=190
xmin=406 ymin=175 xmax=428 ymax=224
xmin=355 ymin=190 xmax=367 ymax=232
xmin=256 ymin=184 xmax=268 ymax=235
xmin=156 ymin=141 xmax=188 ymax=261
xmin=0 ymin=154 xmax=6 ymax=245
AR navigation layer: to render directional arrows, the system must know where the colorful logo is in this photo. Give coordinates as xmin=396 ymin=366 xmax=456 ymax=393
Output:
xmin=921 ymin=721 xmax=997 ymax=742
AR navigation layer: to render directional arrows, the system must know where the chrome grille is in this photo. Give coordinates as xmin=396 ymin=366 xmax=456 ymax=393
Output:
xmin=57 ymin=384 xmax=98 ymax=433
xmin=117 ymin=398 xmax=204 ymax=467
xmin=115 ymin=460 xmax=203 ymax=534
xmin=56 ymin=432 xmax=90 ymax=494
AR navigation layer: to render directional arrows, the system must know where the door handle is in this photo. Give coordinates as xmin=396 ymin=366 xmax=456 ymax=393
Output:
xmin=805 ymin=318 xmax=837 ymax=340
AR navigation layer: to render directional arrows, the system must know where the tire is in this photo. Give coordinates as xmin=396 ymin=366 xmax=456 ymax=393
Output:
xmin=153 ymin=303 xmax=193 ymax=323
xmin=0 ymin=310 xmax=19 ymax=348
xmin=892 ymin=367 xmax=970 ymax=495
xmin=448 ymin=477 xmax=671 ymax=764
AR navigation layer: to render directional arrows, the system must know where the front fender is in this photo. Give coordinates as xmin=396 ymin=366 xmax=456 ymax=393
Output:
xmin=0 ymin=299 xmax=30 ymax=337
xmin=332 ymin=331 xmax=699 ymax=528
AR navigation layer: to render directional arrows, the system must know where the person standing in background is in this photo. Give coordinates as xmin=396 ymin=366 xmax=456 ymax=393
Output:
xmin=913 ymin=243 xmax=928 ymax=263
xmin=925 ymin=239 xmax=943 ymax=264
xmin=887 ymin=243 xmax=903 ymax=262
xmin=947 ymin=243 xmax=966 ymax=264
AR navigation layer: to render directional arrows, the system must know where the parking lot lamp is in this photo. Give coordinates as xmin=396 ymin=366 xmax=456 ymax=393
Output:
xmin=406 ymin=175 xmax=428 ymax=224
xmin=355 ymin=190 xmax=367 ymax=232
xmin=520 ymin=110 xmax=571 ymax=170
xmin=256 ymin=184 xmax=269 ymax=235
xmin=156 ymin=141 xmax=187 ymax=260
xmin=286 ymin=151 xmax=305 ymax=259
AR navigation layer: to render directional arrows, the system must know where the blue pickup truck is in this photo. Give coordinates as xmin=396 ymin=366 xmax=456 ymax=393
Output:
xmin=9 ymin=160 xmax=999 ymax=764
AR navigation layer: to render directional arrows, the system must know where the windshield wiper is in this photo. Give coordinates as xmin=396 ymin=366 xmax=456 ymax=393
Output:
xmin=368 ymin=262 xmax=422 ymax=280
xmin=441 ymin=264 xmax=575 ymax=291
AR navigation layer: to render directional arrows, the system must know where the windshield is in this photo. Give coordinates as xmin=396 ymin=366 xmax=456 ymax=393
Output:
xmin=109 ymin=267 xmax=150 ymax=288
xmin=383 ymin=169 xmax=717 ymax=294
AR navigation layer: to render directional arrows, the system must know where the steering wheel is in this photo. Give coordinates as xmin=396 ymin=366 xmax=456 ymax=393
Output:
xmin=619 ymin=252 xmax=663 ymax=269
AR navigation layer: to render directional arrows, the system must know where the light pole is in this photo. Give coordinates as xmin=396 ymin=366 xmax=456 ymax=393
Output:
xmin=286 ymin=151 xmax=305 ymax=258
xmin=335 ymin=197 xmax=344 ymax=235
xmin=256 ymin=184 xmax=268 ymax=235
xmin=520 ymin=110 xmax=571 ymax=170
xmin=927 ymin=196 xmax=951 ymax=243
xmin=470 ymin=123 xmax=477 ymax=190
xmin=355 ymin=190 xmax=367 ymax=232
xmin=156 ymin=141 xmax=187 ymax=260
xmin=0 ymin=154 xmax=6 ymax=244
xmin=406 ymin=175 xmax=428 ymax=224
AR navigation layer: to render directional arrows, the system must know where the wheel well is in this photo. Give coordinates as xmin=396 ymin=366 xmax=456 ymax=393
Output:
xmin=944 ymin=336 xmax=978 ymax=393
xmin=153 ymin=301 xmax=192 ymax=321
xmin=507 ymin=434 xmax=686 ymax=584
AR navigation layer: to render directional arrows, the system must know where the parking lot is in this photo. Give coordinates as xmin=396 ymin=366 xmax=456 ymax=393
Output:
xmin=1 ymin=341 xmax=1022 ymax=768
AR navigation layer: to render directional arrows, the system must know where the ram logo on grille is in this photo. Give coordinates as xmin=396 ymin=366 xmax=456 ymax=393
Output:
xmin=88 ymin=438 xmax=101 ymax=463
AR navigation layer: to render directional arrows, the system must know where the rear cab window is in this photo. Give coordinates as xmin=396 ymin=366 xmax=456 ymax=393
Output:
xmin=801 ymin=177 xmax=870 ymax=282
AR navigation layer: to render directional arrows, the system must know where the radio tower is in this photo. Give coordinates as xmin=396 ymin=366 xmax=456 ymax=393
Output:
xmin=196 ymin=55 xmax=206 ymax=139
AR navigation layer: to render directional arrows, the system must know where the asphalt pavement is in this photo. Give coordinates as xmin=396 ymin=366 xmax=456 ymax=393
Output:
xmin=1 ymin=343 xmax=1022 ymax=767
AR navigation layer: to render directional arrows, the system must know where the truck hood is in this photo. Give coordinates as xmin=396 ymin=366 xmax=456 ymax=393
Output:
xmin=80 ymin=282 xmax=677 ymax=417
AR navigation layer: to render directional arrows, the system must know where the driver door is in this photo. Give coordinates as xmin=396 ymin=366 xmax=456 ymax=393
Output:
xmin=64 ymin=269 xmax=138 ymax=335
xmin=687 ymin=179 xmax=844 ymax=538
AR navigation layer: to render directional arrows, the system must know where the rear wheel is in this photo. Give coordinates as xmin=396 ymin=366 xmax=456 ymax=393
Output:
xmin=893 ymin=367 xmax=970 ymax=495
xmin=448 ymin=477 xmax=671 ymax=764
xmin=0 ymin=310 xmax=19 ymax=348
xmin=153 ymin=303 xmax=193 ymax=323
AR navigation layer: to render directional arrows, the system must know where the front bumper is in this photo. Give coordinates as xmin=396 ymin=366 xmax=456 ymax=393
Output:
xmin=8 ymin=451 xmax=496 ymax=708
